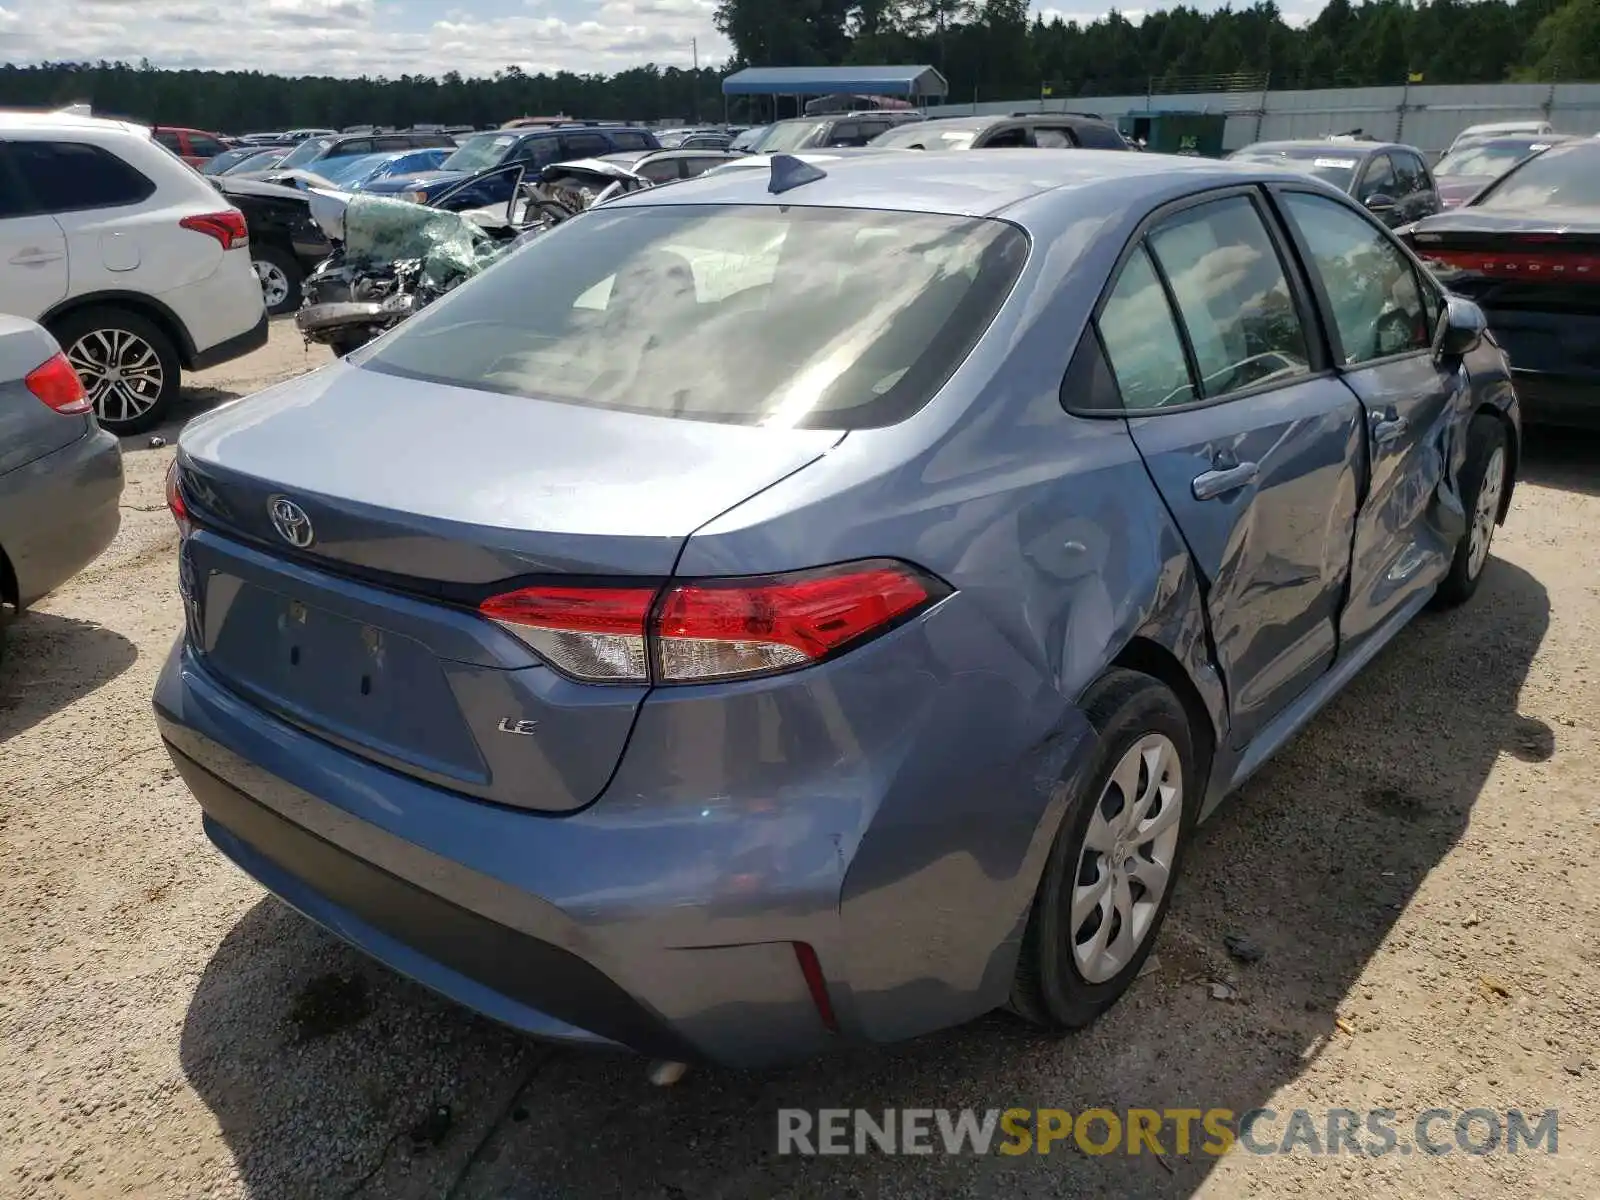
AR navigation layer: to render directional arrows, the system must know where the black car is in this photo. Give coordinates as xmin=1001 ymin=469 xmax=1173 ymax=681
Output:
xmin=213 ymin=176 xmax=331 ymax=315
xmin=752 ymin=111 xmax=926 ymax=153
xmin=1401 ymin=137 xmax=1600 ymax=429
xmin=868 ymin=112 xmax=1129 ymax=152
xmin=1228 ymin=139 xmax=1441 ymax=228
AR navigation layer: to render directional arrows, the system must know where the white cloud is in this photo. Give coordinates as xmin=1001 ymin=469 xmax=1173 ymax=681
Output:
xmin=0 ymin=0 xmax=727 ymax=78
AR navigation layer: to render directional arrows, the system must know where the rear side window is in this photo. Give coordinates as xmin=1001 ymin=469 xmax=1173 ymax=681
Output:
xmin=562 ymin=133 xmax=610 ymax=158
xmin=1032 ymin=127 xmax=1078 ymax=149
xmin=1072 ymin=123 xmax=1127 ymax=150
xmin=154 ymin=130 xmax=182 ymax=152
xmin=609 ymin=131 xmax=651 ymax=151
xmin=981 ymin=126 xmax=1029 ymax=148
xmin=0 ymin=152 xmax=30 ymax=217
xmin=6 ymin=141 xmax=156 ymax=213
xmin=1146 ymin=195 xmax=1311 ymax=397
xmin=1095 ymin=245 xmax=1195 ymax=410
xmin=363 ymin=204 xmax=1029 ymax=430
xmin=189 ymin=133 xmax=225 ymax=158
xmin=1281 ymin=191 xmax=1432 ymax=364
xmin=636 ymin=159 xmax=682 ymax=183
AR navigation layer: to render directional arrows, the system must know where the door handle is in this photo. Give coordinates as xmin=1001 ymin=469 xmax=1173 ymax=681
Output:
xmin=1192 ymin=461 xmax=1260 ymax=500
xmin=8 ymin=248 xmax=64 ymax=267
xmin=1372 ymin=415 xmax=1410 ymax=445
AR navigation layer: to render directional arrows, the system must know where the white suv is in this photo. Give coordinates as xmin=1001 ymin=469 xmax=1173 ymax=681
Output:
xmin=0 ymin=110 xmax=267 ymax=434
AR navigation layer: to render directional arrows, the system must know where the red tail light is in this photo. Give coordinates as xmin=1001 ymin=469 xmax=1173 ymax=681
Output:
xmin=1417 ymin=247 xmax=1600 ymax=280
xmin=166 ymin=460 xmax=191 ymax=538
xmin=479 ymin=560 xmax=946 ymax=685
xmin=25 ymin=352 xmax=91 ymax=415
xmin=179 ymin=209 xmax=249 ymax=250
xmin=480 ymin=585 xmax=656 ymax=683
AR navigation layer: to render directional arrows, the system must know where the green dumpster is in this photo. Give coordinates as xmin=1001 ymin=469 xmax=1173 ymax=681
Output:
xmin=1117 ymin=111 xmax=1227 ymax=157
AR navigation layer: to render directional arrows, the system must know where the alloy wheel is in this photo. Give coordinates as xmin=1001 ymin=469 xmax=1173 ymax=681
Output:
xmin=66 ymin=328 xmax=165 ymax=427
xmin=1071 ymin=733 xmax=1184 ymax=984
xmin=1467 ymin=445 xmax=1506 ymax=581
xmin=255 ymin=258 xmax=291 ymax=310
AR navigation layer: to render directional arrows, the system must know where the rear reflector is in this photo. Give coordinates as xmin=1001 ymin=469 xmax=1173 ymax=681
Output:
xmin=25 ymin=352 xmax=91 ymax=415
xmin=166 ymin=460 xmax=192 ymax=538
xmin=793 ymin=942 xmax=839 ymax=1032
xmin=179 ymin=209 xmax=249 ymax=251
xmin=479 ymin=559 xmax=946 ymax=685
xmin=1417 ymin=248 xmax=1600 ymax=280
xmin=481 ymin=586 xmax=656 ymax=683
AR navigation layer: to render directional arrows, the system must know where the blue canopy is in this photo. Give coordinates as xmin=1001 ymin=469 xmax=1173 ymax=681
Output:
xmin=721 ymin=66 xmax=948 ymax=99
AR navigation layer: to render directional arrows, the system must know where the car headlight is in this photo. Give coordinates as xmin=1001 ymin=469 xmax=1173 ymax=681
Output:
xmin=401 ymin=190 xmax=427 ymax=205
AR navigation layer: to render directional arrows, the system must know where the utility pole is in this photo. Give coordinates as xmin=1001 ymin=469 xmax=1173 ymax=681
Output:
xmin=692 ymin=37 xmax=699 ymax=124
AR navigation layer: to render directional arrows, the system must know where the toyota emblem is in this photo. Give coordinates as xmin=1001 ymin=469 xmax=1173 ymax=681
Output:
xmin=268 ymin=497 xmax=315 ymax=548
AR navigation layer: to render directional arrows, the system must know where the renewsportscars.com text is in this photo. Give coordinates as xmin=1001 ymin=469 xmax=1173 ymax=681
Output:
xmin=776 ymin=1107 xmax=1560 ymax=1157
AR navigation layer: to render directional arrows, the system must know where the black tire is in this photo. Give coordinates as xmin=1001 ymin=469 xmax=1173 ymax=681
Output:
xmin=48 ymin=306 xmax=181 ymax=437
xmin=327 ymin=334 xmax=370 ymax=358
xmin=1432 ymin=413 xmax=1509 ymax=610
xmin=253 ymin=243 xmax=305 ymax=316
xmin=1011 ymin=668 xmax=1198 ymax=1031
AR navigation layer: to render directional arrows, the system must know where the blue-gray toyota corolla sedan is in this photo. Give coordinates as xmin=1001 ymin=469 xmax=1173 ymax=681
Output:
xmin=155 ymin=150 xmax=1520 ymax=1067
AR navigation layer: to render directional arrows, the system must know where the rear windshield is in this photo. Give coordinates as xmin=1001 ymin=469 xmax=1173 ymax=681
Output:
xmin=362 ymin=204 xmax=1028 ymax=430
xmin=1435 ymin=140 xmax=1554 ymax=179
xmin=1473 ymin=143 xmax=1600 ymax=209
xmin=1230 ymin=146 xmax=1359 ymax=189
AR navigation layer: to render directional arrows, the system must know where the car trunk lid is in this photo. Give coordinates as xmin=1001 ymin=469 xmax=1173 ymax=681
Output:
xmin=176 ymin=361 xmax=841 ymax=812
xmin=1406 ymin=207 xmax=1600 ymax=373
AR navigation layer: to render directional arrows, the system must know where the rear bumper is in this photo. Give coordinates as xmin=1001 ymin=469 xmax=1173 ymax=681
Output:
xmin=1509 ymin=369 xmax=1600 ymax=429
xmin=162 ymin=252 xmax=269 ymax=369
xmin=191 ymin=308 xmax=269 ymax=370
xmin=154 ymin=607 xmax=1092 ymax=1067
xmin=0 ymin=427 xmax=122 ymax=608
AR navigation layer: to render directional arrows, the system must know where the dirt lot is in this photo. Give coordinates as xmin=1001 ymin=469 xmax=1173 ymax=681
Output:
xmin=2 ymin=320 xmax=1597 ymax=1198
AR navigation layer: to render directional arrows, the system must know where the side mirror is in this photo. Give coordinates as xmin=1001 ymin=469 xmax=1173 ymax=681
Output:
xmin=1434 ymin=294 xmax=1486 ymax=361
xmin=1364 ymin=193 xmax=1397 ymax=212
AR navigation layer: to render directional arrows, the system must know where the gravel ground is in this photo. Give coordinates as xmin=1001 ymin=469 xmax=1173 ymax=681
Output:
xmin=2 ymin=320 xmax=1597 ymax=1198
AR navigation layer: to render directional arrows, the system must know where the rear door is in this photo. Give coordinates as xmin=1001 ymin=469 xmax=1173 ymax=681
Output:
xmin=1091 ymin=189 xmax=1366 ymax=748
xmin=0 ymin=147 xmax=68 ymax=320
xmin=1274 ymin=187 xmax=1462 ymax=647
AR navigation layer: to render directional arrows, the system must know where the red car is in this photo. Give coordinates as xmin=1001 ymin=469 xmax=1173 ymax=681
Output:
xmin=153 ymin=126 xmax=230 ymax=167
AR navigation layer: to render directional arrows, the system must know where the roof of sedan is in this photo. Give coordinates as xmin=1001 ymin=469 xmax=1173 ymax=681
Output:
xmin=606 ymin=147 xmax=1310 ymax=219
xmin=1236 ymin=139 xmax=1398 ymax=155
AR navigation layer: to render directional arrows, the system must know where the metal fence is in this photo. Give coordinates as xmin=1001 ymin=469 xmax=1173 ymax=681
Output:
xmin=926 ymin=82 xmax=1600 ymax=158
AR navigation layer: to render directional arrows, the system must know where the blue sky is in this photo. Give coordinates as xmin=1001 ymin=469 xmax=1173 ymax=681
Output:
xmin=0 ymin=0 xmax=1319 ymax=78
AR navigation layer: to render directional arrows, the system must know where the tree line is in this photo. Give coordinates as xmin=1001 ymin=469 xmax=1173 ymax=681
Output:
xmin=0 ymin=0 xmax=1595 ymax=132
xmin=715 ymin=0 xmax=1596 ymax=100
